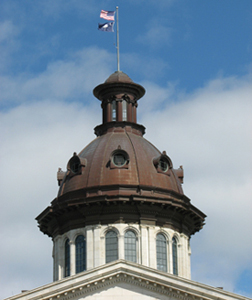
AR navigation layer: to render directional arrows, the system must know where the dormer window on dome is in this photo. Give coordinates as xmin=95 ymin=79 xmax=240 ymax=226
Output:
xmin=113 ymin=151 xmax=127 ymax=166
xmin=110 ymin=148 xmax=129 ymax=169
xmin=67 ymin=153 xmax=87 ymax=176
xmin=159 ymin=157 xmax=169 ymax=172
xmin=153 ymin=152 xmax=172 ymax=175
xmin=69 ymin=155 xmax=81 ymax=174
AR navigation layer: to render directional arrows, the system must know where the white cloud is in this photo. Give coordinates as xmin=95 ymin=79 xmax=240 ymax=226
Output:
xmin=0 ymin=20 xmax=19 ymax=42
xmin=0 ymin=101 xmax=100 ymax=298
xmin=0 ymin=20 xmax=20 ymax=72
xmin=122 ymin=54 xmax=170 ymax=82
xmin=137 ymin=23 xmax=173 ymax=49
xmin=141 ymin=73 xmax=252 ymax=294
xmin=0 ymin=47 xmax=114 ymax=107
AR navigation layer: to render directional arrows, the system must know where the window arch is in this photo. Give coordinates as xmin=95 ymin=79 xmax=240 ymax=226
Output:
xmin=75 ymin=235 xmax=86 ymax=273
xmin=105 ymin=230 xmax=118 ymax=263
xmin=172 ymin=237 xmax=178 ymax=275
xmin=112 ymin=100 xmax=116 ymax=121
xmin=124 ymin=230 xmax=137 ymax=263
xmin=156 ymin=233 xmax=167 ymax=272
xmin=64 ymin=239 xmax=70 ymax=277
xmin=122 ymin=100 xmax=127 ymax=121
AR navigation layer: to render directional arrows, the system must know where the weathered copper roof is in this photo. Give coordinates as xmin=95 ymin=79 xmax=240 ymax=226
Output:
xmin=58 ymin=127 xmax=183 ymax=197
xmin=105 ymin=71 xmax=133 ymax=83
xmin=37 ymin=123 xmax=206 ymax=237
xmin=93 ymin=71 xmax=145 ymax=101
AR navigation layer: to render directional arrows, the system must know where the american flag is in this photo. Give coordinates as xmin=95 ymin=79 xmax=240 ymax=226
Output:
xmin=100 ymin=10 xmax=115 ymax=21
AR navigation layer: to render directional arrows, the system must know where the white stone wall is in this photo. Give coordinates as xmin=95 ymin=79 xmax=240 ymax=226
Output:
xmin=53 ymin=224 xmax=191 ymax=281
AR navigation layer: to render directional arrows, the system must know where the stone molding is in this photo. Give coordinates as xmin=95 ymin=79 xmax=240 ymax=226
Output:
xmin=5 ymin=261 xmax=251 ymax=300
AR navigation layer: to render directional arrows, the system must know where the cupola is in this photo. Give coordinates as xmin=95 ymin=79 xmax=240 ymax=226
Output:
xmin=36 ymin=71 xmax=206 ymax=282
xmin=93 ymin=71 xmax=145 ymax=136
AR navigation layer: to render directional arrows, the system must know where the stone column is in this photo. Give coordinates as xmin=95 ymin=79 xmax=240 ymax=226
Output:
xmin=140 ymin=225 xmax=149 ymax=266
xmin=53 ymin=238 xmax=58 ymax=281
xmin=70 ymin=239 xmax=75 ymax=276
xmin=168 ymin=238 xmax=172 ymax=274
xmin=188 ymin=239 xmax=192 ymax=279
xmin=58 ymin=237 xmax=64 ymax=280
xmin=149 ymin=226 xmax=156 ymax=268
xmin=179 ymin=233 xmax=191 ymax=279
xmin=86 ymin=226 xmax=93 ymax=270
xmin=118 ymin=231 xmax=124 ymax=260
xmin=93 ymin=225 xmax=101 ymax=267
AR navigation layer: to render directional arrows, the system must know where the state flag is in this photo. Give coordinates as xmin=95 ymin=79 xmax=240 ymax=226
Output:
xmin=98 ymin=22 xmax=114 ymax=32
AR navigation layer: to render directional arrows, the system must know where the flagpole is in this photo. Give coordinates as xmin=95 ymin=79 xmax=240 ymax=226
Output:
xmin=116 ymin=6 xmax=120 ymax=72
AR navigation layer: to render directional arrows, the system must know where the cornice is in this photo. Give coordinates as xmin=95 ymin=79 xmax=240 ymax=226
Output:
xmin=36 ymin=191 xmax=205 ymax=238
xmin=8 ymin=261 xmax=251 ymax=300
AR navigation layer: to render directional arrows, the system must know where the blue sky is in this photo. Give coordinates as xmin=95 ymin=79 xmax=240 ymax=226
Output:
xmin=0 ymin=1 xmax=252 ymax=299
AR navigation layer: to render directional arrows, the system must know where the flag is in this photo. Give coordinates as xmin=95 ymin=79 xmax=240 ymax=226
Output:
xmin=100 ymin=10 xmax=115 ymax=21
xmin=98 ymin=22 xmax=114 ymax=32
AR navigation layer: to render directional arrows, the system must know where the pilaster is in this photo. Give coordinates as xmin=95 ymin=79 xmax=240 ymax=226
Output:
xmin=69 ymin=239 xmax=75 ymax=276
xmin=140 ymin=225 xmax=149 ymax=266
xmin=86 ymin=226 xmax=94 ymax=270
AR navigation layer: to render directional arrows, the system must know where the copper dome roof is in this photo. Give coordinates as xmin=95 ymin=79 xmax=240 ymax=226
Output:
xmin=57 ymin=126 xmax=183 ymax=198
xmin=105 ymin=71 xmax=133 ymax=83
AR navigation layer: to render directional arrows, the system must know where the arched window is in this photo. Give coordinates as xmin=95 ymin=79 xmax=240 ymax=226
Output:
xmin=124 ymin=230 xmax=137 ymax=263
xmin=106 ymin=230 xmax=118 ymax=263
xmin=65 ymin=239 xmax=70 ymax=277
xmin=122 ymin=100 xmax=127 ymax=121
xmin=156 ymin=233 xmax=167 ymax=272
xmin=112 ymin=100 xmax=116 ymax=121
xmin=75 ymin=235 xmax=86 ymax=273
xmin=172 ymin=237 xmax=178 ymax=275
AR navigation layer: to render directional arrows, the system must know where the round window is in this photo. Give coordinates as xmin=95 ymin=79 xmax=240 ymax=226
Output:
xmin=113 ymin=151 xmax=128 ymax=167
xmin=158 ymin=157 xmax=169 ymax=172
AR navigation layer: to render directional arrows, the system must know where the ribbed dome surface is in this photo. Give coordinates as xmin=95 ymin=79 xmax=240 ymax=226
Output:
xmin=58 ymin=126 xmax=183 ymax=198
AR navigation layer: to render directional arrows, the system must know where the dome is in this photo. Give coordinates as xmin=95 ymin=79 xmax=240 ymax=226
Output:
xmin=37 ymin=71 xmax=205 ymax=240
xmin=58 ymin=126 xmax=184 ymax=199
xmin=105 ymin=71 xmax=133 ymax=83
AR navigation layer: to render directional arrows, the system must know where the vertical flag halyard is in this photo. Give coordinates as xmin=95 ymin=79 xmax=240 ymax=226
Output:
xmin=98 ymin=7 xmax=120 ymax=72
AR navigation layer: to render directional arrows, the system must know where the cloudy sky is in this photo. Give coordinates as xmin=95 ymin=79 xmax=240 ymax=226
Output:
xmin=0 ymin=0 xmax=252 ymax=299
